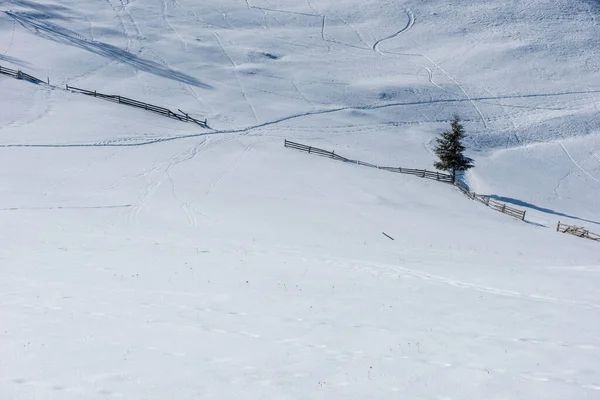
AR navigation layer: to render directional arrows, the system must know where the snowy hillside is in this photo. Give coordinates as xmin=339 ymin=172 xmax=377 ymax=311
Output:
xmin=1 ymin=0 xmax=599 ymax=399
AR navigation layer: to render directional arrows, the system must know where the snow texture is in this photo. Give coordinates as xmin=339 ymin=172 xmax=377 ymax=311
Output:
xmin=1 ymin=0 xmax=599 ymax=399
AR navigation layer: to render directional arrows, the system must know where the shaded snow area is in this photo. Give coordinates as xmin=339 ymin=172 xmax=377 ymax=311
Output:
xmin=1 ymin=0 xmax=600 ymax=398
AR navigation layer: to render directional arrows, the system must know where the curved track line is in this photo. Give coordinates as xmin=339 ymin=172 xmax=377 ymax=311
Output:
xmin=206 ymin=142 xmax=256 ymax=197
xmin=373 ymin=8 xmax=415 ymax=53
xmin=354 ymin=261 xmax=600 ymax=311
xmin=559 ymin=142 xmax=600 ymax=184
xmin=129 ymin=160 xmax=164 ymax=225
xmin=161 ymin=0 xmax=187 ymax=51
xmin=212 ymin=32 xmax=259 ymax=124
xmin=2 ymin=91 xmax=594 ymax=148
xmin=419 ymin=53 xmax=488 ymax=129
xmin=165 ymin=141 xmax=208 ymax=227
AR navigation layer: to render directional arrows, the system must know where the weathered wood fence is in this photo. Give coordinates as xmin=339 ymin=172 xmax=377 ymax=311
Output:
xmin=0 ymin=65 xmax=45 ymax=84
xmin=65 ymin=85 xmax=208 ymax=128
xmin=283 ymin=139 xmax=349 ymax=162
xmin=284 ymin=140 xmax=453 ymax=182
xmin=557 ymin=221 xmax=600 ymax=242
xmin=284 ymin=139 xmax=527 ymax=221
xmin=1 ymin=66 xmax=209 ymax=127
xmin=454 ymin=181 xmax=526 ymax=220
xmin=379 ymin=166 xmax=453 ymax=182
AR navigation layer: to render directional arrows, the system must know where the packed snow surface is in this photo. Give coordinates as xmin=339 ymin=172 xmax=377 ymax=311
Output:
xmin=1 ymin=0 xmax=600 ymax=398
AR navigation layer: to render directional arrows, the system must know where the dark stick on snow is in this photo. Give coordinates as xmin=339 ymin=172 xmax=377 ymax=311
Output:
xmin=382 ymin=232 xmax=394 ymax=240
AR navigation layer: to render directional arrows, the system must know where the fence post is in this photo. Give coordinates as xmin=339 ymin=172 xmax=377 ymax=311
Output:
xmin=436 ymin=172 xmax=439 ymax=180
xmin=501 ymin=204 xmax=506 ymax=213
xmin=117 ymin=95 xmax=121 ymax=103
xmin=557 ymin=221 xmax=560 ymax=232
xmin=522 ymin=210 xmax=526 ymax=221
xmin=94 ymin=90 xmax=97 ymax=97
xmin=308 ymin=146 xmax=311 ymax=154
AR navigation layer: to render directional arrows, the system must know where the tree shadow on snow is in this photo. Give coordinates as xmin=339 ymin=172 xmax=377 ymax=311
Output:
xmin=487 ymin=195 xmax=600 ymax=226
xmin=0 ymin=54 xmax=30 ymax=67
xmin=6 ymin=11 xmax=213 ymax=90
xmin=10 ymin=0 xmax=71 ymax=21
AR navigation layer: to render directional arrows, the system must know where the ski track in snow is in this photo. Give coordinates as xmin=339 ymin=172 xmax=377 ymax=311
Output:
xmin=212 ymin=31 xmax=260 ymax=124
xmin=127 ymin=135 xmax=247 ymax=225
xmin=559 ymin=141 xmax=600 ymax=185
xmin=164 ymin=142 xmax=208 ymax=227
xmin=372 ymin=8 xmax=415 ymax=53
xmin=2 ymin=90 xmax=593 ymax=148
xmin=343 ymin=259 xmax=600 ymax=311
xmin=205 ymin=142 xmax=256 ymax=197
xmin=161 ymin=0 xmax=187 ymax=51
xmin=362 ymin=9 xmax=487 ymax=130
xmin=419 ymin=52 xmax=488 ymax=129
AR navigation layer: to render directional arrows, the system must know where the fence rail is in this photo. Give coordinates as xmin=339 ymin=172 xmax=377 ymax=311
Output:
xmin=284 ymin=140 xmax=349 ymax=162
xmin=284 ymin=139 xmax=527 ymax=221
xmin=557 ymin=221 xmax=600 ymax=242
xmin=454 ymin=178 xmax=526 ymax=220
xmin=379 ymin=166 xmax=453 ymax=182
xmin=0 ymin=65 xmax=45 ymax=84
xmin=284 ymin=140 xmax=452 ymax=182
xmin=65 ymin=85 xmax=208 ymax=127
xmin=479 ymin=196 xmax=526 ymax=220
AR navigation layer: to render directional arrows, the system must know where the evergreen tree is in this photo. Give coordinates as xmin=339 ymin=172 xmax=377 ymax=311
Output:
xmin=433 ymin=115 xmax=474 ymax=182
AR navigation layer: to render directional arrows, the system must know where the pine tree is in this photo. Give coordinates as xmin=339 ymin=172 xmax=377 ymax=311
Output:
xmin=433 ymin=115 xmax=474 ymax=182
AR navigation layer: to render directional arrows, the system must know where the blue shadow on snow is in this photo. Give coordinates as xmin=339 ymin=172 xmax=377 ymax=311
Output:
xmin=487 ymin=195 xmax=600 ymax=226
xmin=6 ymin=11 xmax=213 ymax=90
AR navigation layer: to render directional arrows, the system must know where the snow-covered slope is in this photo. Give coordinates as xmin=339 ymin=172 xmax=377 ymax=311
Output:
xmin=1 ymin=1 xmax=599 ymax=399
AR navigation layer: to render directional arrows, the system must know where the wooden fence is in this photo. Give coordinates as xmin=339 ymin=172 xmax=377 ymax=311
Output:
xmin=379 ymin=166 xmax=453 ymax=182
xmin=557 ymin=221 xmax=600 ymax=242
xmin=476 ymin=195 xmax=526 ymax=221
xmin=448 ymin=173 xmax=526 ymax=220
xmin=284 ymin=139 xmax=527 ymax=221
xmin=0 ymin=65 xmax=45 ymax=84
xmin=66 ymin=85 xmax=208 ymax=127
xmin=284 ymin=140 xmax=453 ymax=182
xmin=1 ymin=66 xmax=208 ymax=126
xmin=284 ymin=140 xmax=349 ymax=162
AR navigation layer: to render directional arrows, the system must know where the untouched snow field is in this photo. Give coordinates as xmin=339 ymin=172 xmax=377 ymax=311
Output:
xmin=1 ymin=0 xmax=600 ymax=398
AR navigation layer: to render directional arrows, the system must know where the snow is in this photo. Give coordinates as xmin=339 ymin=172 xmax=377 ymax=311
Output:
xmin=1 ymin=0 xmax=600 ymax=398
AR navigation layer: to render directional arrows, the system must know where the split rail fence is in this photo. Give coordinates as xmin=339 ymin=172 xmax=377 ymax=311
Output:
xmin=0 ymin=65 xmax=45 ymax=84
xmin=454 ymin=181 xmax=526 ymax=221
xmin=1 ymin=65 xmax=209 ymax=127
xmin=66 ymin=85 xmax=208 ymax=127
xmin=284 ymin=139 xmax=526 ymax=221
xmin=284 ymin=140 xmax=453 ymax=182
xmin=557 ymin=221 xmax=600 ymax=242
